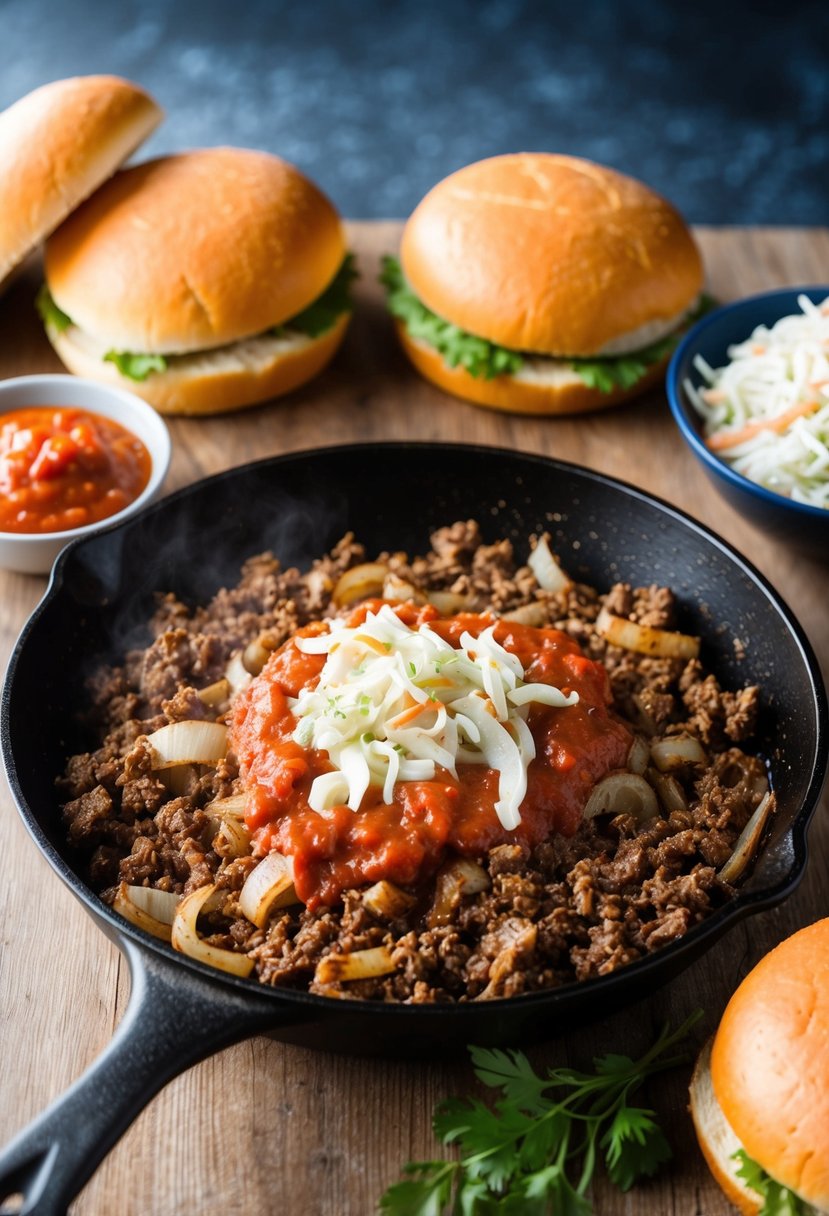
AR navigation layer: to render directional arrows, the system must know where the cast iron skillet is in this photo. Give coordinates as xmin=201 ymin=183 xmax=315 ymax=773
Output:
xmin=1 ymin=443 xmax=826 ymax=1216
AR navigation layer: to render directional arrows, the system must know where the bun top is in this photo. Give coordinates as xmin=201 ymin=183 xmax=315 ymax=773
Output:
xmin=0 ymin=75 xmax=162 ymax=288
xmin=45 ymin=148 xmax=346 ymax=353
xmin=711 ymin=918 xmax=829 ymax=1209
xmin=401 ymin=153 xmax=703 ymax=357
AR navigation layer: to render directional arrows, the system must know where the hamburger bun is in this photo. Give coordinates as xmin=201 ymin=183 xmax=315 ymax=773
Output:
xmin=396 ymin=321 xmax=669 ymax=416
xmin=389 ymin=153 xmax=703 ymax=415
xmin=0 ymin=75 xmax=162 ymax=290
xmin=41 ymin=148 xmax=351 ymax=415
xmin=690 ymin=918 xmax=829 ymax=1213
xmin=45 ymin=148 xmax=346 ymax=353
xmin=50 ymin=315 xmax=349 ymax=417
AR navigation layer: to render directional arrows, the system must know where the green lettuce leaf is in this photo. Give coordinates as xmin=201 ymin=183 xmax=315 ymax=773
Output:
xmin=380 ymin=256 xmax=523 ymax=380
xmin=380 ymin=256 xmax=713 ymax=392
xmin=733 ymin=1150 xmax=810 ymax=1215
xmin=103 ymin=351 xmax=169 ymax=381
xmin=272 ymin=252 xmax=357 ymax=339
xmin=35 ymin=285 xmax=73 ymax=333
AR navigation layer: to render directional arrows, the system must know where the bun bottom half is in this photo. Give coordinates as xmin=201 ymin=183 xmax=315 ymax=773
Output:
xmin=395 ymin=323 xmax=667 ymax=416
xmin=689 ymin=1039 xmax=761 ymax=1216
xmin=47 ymin=315 xmax=349 ymax=416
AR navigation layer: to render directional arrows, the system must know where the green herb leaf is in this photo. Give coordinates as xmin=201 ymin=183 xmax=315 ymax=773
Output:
xmin=380 ymin=256 xmax=523 ymax=381
xmin=35 ymin=285 xmax=73 ymax=333
xmin=378 ymin=1162 xmax=458 ymax=1216
xmin=601 ymin=1106 xmax=672 ymax=1192
xmin=733 ymin=1150 xmax=809 ymax=1216
xmin=469 ymin=1045 xmax=551 ymax=1116
xmin=103 ymin=350 xmax=169 ymax=381
xmin=380 ymin=257 xmax=715 ymax=393
xmin=378 ymin=1014 xmax=701 ymax=1214
xmin=272 ymin=252 xmax=358 ymax=339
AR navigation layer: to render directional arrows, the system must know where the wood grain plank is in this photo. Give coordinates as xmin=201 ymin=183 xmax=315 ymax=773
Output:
xmin=0 ymin=225 xmax=826 ymax=1216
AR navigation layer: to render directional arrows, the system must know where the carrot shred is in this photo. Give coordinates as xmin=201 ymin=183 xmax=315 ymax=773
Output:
xmin=706 ymin=398 xmax=820 ymax=452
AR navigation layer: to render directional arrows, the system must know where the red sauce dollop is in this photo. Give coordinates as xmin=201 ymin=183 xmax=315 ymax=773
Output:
xmin=0 ymin=407 xmax=151 ymax=533
xmin=230 ymin=602 xmax=632 ymax=908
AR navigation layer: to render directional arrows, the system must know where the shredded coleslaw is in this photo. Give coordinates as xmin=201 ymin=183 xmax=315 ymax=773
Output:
xmin=288 ymin=604 xmax=579 ymax=830
xmin=686 ymin=294 xmax=829 ymax=509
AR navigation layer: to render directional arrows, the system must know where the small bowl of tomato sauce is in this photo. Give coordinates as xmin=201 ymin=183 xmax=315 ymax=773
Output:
xmin=0 ymin=375 xmax=171 ymax=574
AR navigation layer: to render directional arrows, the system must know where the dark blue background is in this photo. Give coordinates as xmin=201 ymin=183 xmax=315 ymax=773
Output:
xmin=2 ymin=0 xmax=827 ymax=223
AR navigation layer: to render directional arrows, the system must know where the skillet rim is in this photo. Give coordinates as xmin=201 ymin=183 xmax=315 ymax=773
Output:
xmin=3 ymin=439 xmax=827 ymax=1017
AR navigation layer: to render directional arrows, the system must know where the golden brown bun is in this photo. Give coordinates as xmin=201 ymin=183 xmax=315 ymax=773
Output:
xmin=47 ymin=314 xmax=349 ymax=416
xmin=689 ymin=1039 xmax=761 ymax=1215
xmin=401 ymin=153 xmax=702 ymax=357
xmin=396 ymin=322 xmax=668 ymax=416
xmin=45 ymin=148 xmax=345 ymax=354
xmin=0 ymin=75 xmax=162 ymax=290
xmin=708 ymin=919 xmax=829 ymax=1211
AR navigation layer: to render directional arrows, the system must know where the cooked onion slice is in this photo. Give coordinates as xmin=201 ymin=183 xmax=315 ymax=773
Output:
xmin=113 ymin=883 xmax=179 ymax=942
xmin=198 ymin=678 xmax=230 ymax=707
xmin=647 ymin=767 xmax=688 ymax=814
xmin=650 ymin=734 xmax=707 ymax=771
xmin=362 ymin=880 xmax=416 ymax=919
xmin=528 ymin=535 xmax=571 ymax=593
xmin=596 ymin=606 xmax=700 ymax=660
xmin=584 ymin=772 xmax=660 ymax=821
xmin=427 ymin=590 xmax=473 ymax=615
xmin=315 ymin=945 xmax=395 ymax=984
xmin=718 ymin=791 xmax=775 ymax=884
xmin=627 ymin=735 xmax=651 ymax=775
xmin=429 ymin=858 xmax=491 ymax=928
xmin=147 ymin=720 xmax=228 ymax=768
xmin=225 ymin=651 xmax=252 ymax=697
xmin=171 ymin=883 xmax=254 ymax=977
xmin=213 ymin=817 xmax=251 ymax=859
xmin=333 ymin=562 xmax=389 ymax=607
xmin=205 ymin=792 xmax=248 ymax=819
xmin=239 ymin=852 xmax=298 ymax=927
xmin=501 ymin=603 xmax=547 ymax=627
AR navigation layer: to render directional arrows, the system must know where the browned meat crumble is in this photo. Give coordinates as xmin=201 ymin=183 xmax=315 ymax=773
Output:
xmin=58 ymin=521 xmax=767 ymax=1003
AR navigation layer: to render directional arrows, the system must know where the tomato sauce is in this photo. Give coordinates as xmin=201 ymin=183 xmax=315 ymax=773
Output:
xmin=230 ymin=603 xmax=632 ymax=909
xmin=0 ymin=407 xmax=151 ymax=534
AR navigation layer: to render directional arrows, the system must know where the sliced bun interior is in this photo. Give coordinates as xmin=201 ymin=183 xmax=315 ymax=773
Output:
xmin=709 ymin=919 xmax=829 ymax=1212
xmin=401 ymin=152 xmax=703 ymax=357
xmin=0 ymin=75 xmax=162 ymax=289
xmin=396 ymin=322 xmax=668 ymax=416
xmin=45 ymin=148 xmax=346 ymax=354
xmin=48 ymin=314 xmax=349 ymax=416
xmin=689 ymin=1039 xmax=762 ymax=1216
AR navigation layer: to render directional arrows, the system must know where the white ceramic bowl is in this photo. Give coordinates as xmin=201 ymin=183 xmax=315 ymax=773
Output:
xmin=0 ymin=374 xmax=171 ymax=574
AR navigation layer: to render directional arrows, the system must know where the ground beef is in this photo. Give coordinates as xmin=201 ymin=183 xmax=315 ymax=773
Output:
xmin=58 ymin=526 xmax=773 ymax=1004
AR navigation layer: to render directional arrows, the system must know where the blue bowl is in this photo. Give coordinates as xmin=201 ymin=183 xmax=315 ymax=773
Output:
xmin=667 ymin=287 xmax=829 ymax=555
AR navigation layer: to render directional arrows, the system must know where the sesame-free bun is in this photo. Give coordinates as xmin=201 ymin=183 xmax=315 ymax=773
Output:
xmin=49 ymin=314 xmax=349 ymax=417
xmin=690 ymin=919 xmax=829 ymax=1213
xmin=401 ymin=153 xmax=703 ymax=358
xmin=0 ymin=75 xmax=162 ymax=290
xmin=396 ymin=322 xmax=668 ymax=416
xmin=45 ymin=148 xmax=346 ymax=354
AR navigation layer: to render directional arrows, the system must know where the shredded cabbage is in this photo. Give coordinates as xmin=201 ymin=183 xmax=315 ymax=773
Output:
xmin=686 ymin=294 xmax=829 ymax=509
xmin=289 ymin=605 xmax=579 ymax=830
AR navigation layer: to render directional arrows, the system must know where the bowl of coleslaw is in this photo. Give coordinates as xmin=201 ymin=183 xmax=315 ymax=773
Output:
xmin=667 ymin=287 xmax=829 ymax=552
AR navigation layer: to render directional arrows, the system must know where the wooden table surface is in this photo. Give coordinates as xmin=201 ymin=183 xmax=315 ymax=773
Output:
xmin=1 ymin=224 xmax=827 ymax=1216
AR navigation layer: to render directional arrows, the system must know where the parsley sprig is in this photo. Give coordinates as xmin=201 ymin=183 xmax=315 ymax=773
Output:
xmin=380 ymin=256 xmax=523 ymax=380
xmin=379 ymin=1011 xmax=701 ymax=1214
xmin=734 ymin=1150 xmax=808 ymax=1216
xmin=381 ymin=255 xmax=713 ymax=393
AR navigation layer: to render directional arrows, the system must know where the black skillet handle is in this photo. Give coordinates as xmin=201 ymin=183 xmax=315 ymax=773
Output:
xmin=0 ymin=936 xmax=279 ymax=1216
